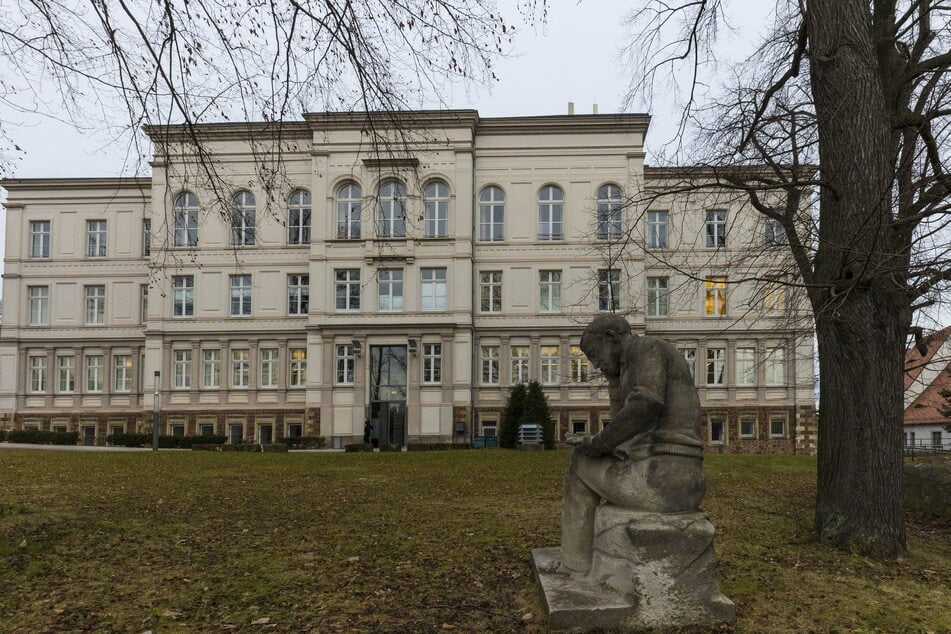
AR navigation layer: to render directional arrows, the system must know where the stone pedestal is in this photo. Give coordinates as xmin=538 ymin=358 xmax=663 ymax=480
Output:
xmin=532 ymin=508 xmax=735 ymax=631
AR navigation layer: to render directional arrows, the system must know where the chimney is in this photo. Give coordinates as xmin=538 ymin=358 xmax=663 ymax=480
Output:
xmin=568 ymin=101 xmax=575 ymax=115
xmin=593 ymin=103 xmax=599 ymax=114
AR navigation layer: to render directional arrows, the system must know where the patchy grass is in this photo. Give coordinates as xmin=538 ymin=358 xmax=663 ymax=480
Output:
xmin=0 ymin=450 xmax=948 ymax=633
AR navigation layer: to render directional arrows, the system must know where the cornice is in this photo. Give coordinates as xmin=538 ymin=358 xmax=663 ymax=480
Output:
xmin=304 ymin=109 xmax=480 ymax=132
xmin=478 ymin=113 xmax=650 ymax=136
xmin=1 ymin=177 xmax=151 ymax=191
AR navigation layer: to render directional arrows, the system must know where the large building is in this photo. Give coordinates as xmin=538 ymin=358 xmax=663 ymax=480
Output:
xmin=0 ymin=110 xmax=816 ymax=452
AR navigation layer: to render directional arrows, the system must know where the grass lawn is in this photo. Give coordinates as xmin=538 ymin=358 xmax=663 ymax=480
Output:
xmin=0 ymin=450 xmax=948 ymax=633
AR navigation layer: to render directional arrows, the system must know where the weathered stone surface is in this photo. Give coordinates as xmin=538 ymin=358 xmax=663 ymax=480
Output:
xmin=904 ymin=460 xmax=951 ymax=520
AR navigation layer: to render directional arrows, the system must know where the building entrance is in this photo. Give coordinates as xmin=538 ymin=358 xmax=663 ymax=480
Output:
xmin=369 ymin=346 xmax=408 ymax=447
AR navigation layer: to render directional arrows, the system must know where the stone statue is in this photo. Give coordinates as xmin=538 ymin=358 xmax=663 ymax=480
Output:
xmin=532 ymin=315 xmax=735 ymax=630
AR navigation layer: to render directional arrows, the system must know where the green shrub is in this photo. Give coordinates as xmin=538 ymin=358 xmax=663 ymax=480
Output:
xmin=0 ymin=429 xmax=7 ymax=442
xmin=261 ymin=443 xmax=289 ymax=453
xmin=107 ymin=433 xmax=152 ymax=447
xmin=7 ymin=429 xmax=79 ymax=445
xmin=281 ymin=436 xmax=327 ymax=449
xmin=345 ymin=443 xmax=372 ymax=452
xmin=108 ymin=433 xmax=227 ymax=448
xmin=407 ymin=443 xmax=469 ymax=451
xmin=499 ymin=383 xmax=526 ymax=449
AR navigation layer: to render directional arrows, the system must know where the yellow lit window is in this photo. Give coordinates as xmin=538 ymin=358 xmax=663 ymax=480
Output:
xmin=704 ymin=276 xmax=727 ymax=316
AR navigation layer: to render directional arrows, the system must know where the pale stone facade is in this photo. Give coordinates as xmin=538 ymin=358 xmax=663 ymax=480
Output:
xmin=0 ymin=111 xmax=816 ymax=451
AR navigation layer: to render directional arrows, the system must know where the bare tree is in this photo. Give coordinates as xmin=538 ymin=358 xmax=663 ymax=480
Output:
xmin=617 ymin=0 xmax=951 ymax=558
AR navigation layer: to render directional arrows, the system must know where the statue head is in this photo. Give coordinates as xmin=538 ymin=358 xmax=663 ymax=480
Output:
xmin=580 ymin=314 xmax=632 ymax=377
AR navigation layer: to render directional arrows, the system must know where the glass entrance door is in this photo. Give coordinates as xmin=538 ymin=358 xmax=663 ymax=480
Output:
xmin=369 ymin=346 xmax=408 ymax=447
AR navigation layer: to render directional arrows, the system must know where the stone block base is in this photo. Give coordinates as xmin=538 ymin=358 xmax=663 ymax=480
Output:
xmin=532 ymin=509 xmax=735 ymax=631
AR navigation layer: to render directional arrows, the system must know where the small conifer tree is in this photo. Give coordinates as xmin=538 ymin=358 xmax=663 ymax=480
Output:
xmin=521 ymin=380 xmax=556 ymax=449
xmin=499 ymin=382 xmax=526 ymax=449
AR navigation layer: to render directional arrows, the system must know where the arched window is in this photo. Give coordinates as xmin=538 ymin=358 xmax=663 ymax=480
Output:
xmin=478 ymin=186 xmax=504 ymax=241
xmin=336 ymin=182 xmax=362 ymax=239
xmin=596 ymin=184 xmax=622 ymax=240
xmin=288 ymin=190 xmax=311 ymax=245
xmin=537 ymin=185 xmax=564 ymax=241
xmin=230 ymin=191 xmax=256 ymax=246
xmin=423 ymin=181 xmax=450 ymax=238
xmin=173 ymin=191 xmax=199 ymax=247
xmin=378 ymin=180 xmax=406 ymax=238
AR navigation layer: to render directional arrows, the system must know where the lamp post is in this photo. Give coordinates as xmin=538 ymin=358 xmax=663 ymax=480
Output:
xmin=152 ymin=370 xmax=160 ymax=451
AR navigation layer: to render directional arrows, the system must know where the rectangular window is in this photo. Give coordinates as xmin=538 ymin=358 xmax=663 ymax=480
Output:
xmin=230 ymin=275 xmax=252 ymax=317
xmin=420 ymin=268 xmax=448 ymax=311
xmin=739 ymin=415 xmax=756 ymax=439
xmin=378 ymin=269 xmax=404 ymax=311
xmin=570 ymin=345 xmax=589 ymax=383
xmin=646 ymin=211 xmax=668 ymax=249
xmin=172 ymin=276 xmax=194 ymax=317
xmin=228 ymin=424 xmax=244 ymax=444
xmin=173 ymin=350 xmax=192 ymax=388
xmin=30 ymin=356 xmax=47 ymax=392
xmin=424 ymin=187 xmax=449 ymax=237
xmin=174 ymin=208 xmax=198 ymax=247
xmin=679 ymin=347 xmax=697 ymax=381
xmin=541 ymin=345 xmax=559 ymax=385
xmin=113 ymin=355 xmax=133 ymax=392
xmin=763 ymin=281 xmax=785 ymax=315
xmin=287 ymin=274 xmax=309 ymax=315
xmin=85 ymin=355 xmax=103 ymax=392
xmin=705 ymin=210 xmax=727 ymax=248
xmin=289 ymin=349 xmax=307 ymax=387
xmin=86 ymin=220 xmax=107 ymax=257
xmin=704 ymin=276 xmax=727 ymax=316
xmin=84 ymin=285 xmax=105 ymax=325
xmin=706 ymin=347 xmax=726 ymax=385
xmin=769 ymin=415 xmax=786 ymax=438
xmin=764 ymin=219 xmax=786 ymax=246
xmin=480 ymin=271 xmax=502 ymax=313
xmin=287 ymin=423 xmax=303 ymax=438
xmin=481 ymin=345 xmax=500 ymax=384
xmin=598 ymin=269 xmax=621 ymax=311
xmin=30 ymin=221 xmax=51 ymax=258
xmin=511 ymin=346 xmax=530 ymax=384
xmin=143 ymin=219 xmax=152 ymax=255
xmin=336 ymin=344 xmax=355 ymax=384
xmin=646 ymin=277 xmax=669 ymax=317
xmin=200 ymin=424 xmax=216 ymax=437
xmin=202 ymin=349 xmax=220 ymax=388
xmin=710 ymin=417 xmax=725 ymax=444
xmin=540 ymin=270 xmax=562 ymax=313
xmin=58 ymin=356 xmax=75 ymax=392
xmin=423 ymin=343 xmax=442 ymax=384
xmin=260 ymin=349 xmax=278 ymax=388
xmin=140 ymin=285 xmax=149 ymax=323
xmin=28 ymin=286 xmax=49 ymax=326
xmin=230 ymin=207 xmax=256 ymax=245
xmin=479 ymin=194 xmax=504 ymax=241
xmin=735 ymin=347 xmax=756 ymax=385
xmin=765 ymin=347 xmax=786 ymax=385
xmin=335 ymin=269 xmax=361 ymax=311
xmin=932 ymin=430 xmax=942 ymax=449
xmin=231 ymin=350 xmax=250 ymax=388
xmin=289 ymin=207 xmax=311 ymax=245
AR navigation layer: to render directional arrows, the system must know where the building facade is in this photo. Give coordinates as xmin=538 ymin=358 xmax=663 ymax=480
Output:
xmin=0 ymin=111 xmax=816 ymax=452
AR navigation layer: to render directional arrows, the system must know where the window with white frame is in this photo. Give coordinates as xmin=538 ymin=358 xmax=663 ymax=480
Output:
xmin=571 ymin=419 xmax=588 ymax=435
xmin=288 ymin=190 xmax=312 ymax=245
xmin=336 ymin=344 xmax=355 ymax=384
xmin=540 ymin=345 xmax=560 ymax=385
xmin=646 ymin=277 xmax=669 ymax=317
xmin=769 ymin=415 xmax=786 ymax=438
xmin=172 ymin=276 xmax=194 ymax=317
xmin=763 ymin=281 xmax=785 ymax=315
xmin=764 ymin=218 xmax=786 ymax=246
xmin=30 ymin=356 xmax=47 ymax=392
xmin=290 ymin=349 xmax=307 ymax=387
xmin=140 ymin=285 xmax=149 ymax=323
xmin=335 ymin=269 xmax=361 ymax=311
xmin=420 ymin=268 xmax=447 ymax=311
xmin=538 ymin=185 xmax=564 ymax=240
xmin=570 ymin=345 xmax=589 ymax=383
xmin=596 ymin=184 xmax=622 ymax=240
xmin=646 ymin=211 xmax=668 ymax=249
xmin=86 ymin=220 xmax=107 ymax=257
xmin=378 ymin=269 xmax=404 ymax=311
xmin=540 ymin=270 xmax=561 ymax=312
xmin=378 ymin=180 xmax=407 ymax=238
xmin=230 ymin=191 xmax=256 ymax=245
xmin=58 ymin=356 xmax=75 ymax=392
xmin=705 ymin=210 xmax=727 ymax=248
xmin=113 ymin=355 xmax=133 ymax=392
xmin=598 ymin=269 xmax=621 ymax=311
xmin=173 ymin=192 xmax=199 ymax=247
xmin=704 ymin=276 xmax=727 ymax=316
xmin=765 ymin=347 xmax=786 ymax=385
xmin=424 ymin=181 xmax=449 ymax=237
xmin=28 ymin=286 xmax=49 ymax=326
xmin=230 ymin=275 xmax=252 ymax=316
xmin=511 ymin=346 xmax=530 ymax=384
xmin=143 ymin=219 xmax=152 ymax=255
xmin=84 ymin=285 xmax=105 ymax=325
xmin=706 ymin=347 xmax=726 ymax=385
xmin=287 ymin=274 xmax=309 ymax=315
xmin=202 ymin=349 xmax=220 ymax=387
xmin=173 ymin=350 xmax=192 ymax=388
xmin=423 ymin=343 xmax=442 ymax=384
xmin=481 ymin=345 xmax=500 ymax=384
xmin=679 ymin=347 xmax=697 ymax=381
xmin=739 ymin=415 xmax=757 ymax=439
xmin=480 ymin=271 xmax=502 ymax=313
xmin=336 ymin=182 xmax=362 ymax=239
xmin=260 ymin=349 xmax=278 ymax=387
xmin=30 ymin=221 xmax=51 ymax=258
xmin=231 ymin=349 xmax=250 ymax=388
xmin=85 ymin=355 xmax=103 ymax=392
xmin=735 ymin=347 xmax=756 ymax=385
xmin=479 ymin=186 xmax=504 ymax=241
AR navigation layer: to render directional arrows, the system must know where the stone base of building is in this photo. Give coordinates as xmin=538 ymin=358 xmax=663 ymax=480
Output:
xmin=532 ymin=508 xmax=735 ymax=632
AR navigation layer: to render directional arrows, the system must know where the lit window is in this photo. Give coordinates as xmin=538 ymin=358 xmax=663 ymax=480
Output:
xmin=596 ymin=184 xmax=622 ymax=240
xmin=287 ymin=274 xmax=309 ymax=316
xmin=511 ymin=346 xmax=530 ymax=384
xmin=335 ymin=269 xmax=361 ymax=311
xmin=570 ymin=345 xmax=589 ymax=383
xmin=646 ymin=277 xmax=668 ymax=317
xmin=174 ymin=350 xmax=192 ymax=388
xmin=540 ymin=346 xmax=559 ymax=385
xmin=705 ymin=210 xmax=727 ymax=248
xmin=764 ymin=281 xmax=785 ymax=315
xmin=538 ymin=185 xmax=564 ymax=240
xmin=479 ymin=186 xmax=504 ymax=241
xmin=706 ymin=347 xmax=725 ymax=385
xmin=86 ymin=220 xmax=107 ymax=257
xmin=290 ymin=349 xmax=307 ymax=387
xmin=598 ymin=269 xmax=621 ymax=311
xmin=704 ymin=276 xmax=727 ymax=316
xmin=336 ymin=345 xmax=355 ymax=384
xmin=421 ymin=268 xmax=448 ymax=311
xmin=765 ymin=347 xmax=786 ymax=385
xmin=540 ymin=271 xmax=561 ymax=313
xmin=231 ymin=350 xmax=250 ymax=388
xmin=172 ymin=276 xmax=194 ymax=317
xmin=378 ymin=181 xmax=407 ymax=238
xmin=230 ymin=275 xmax=252 ymax=317
xmin=336 ymin=183 xmax=362 ymax=239
xmin=424 ymin=181 xmax=450 ymax=237
xmin=202 ymin=349 xmax=220 ymax=388
xmin=423 ymin=343 xmax=442 ymax=384
xmin=260 ymin=349 xmax=278 ymax=388
xmin=58 ymin=357 xmax=75 ymax=392
xmin=173 ymin=192 xmax=199 ymax=247
xmin=85 ymin=355 xmax=103 ymax=392
xmin=378 ymin=269 xmax=404 ymax=311
xmin=288 ymin=190 xmax=312 ymax=245
xmin=30 ymin=221 xmax=51 ymax=258
xmin=84 ymin=285 xmax=105 ymax=325
xmin=113 ymin=355 xmax=133 ymax=392
xmin=735 ymin=347 xmax=756 ymax=385
xmin=30 ymin=356 xmax=47 ymax=392
xmin=480 ymin=272 xmax=502 ymax=313
xmin=28 ymin=286 xmax=49 ymax=326
xmin=646 ymin=211 xmax=668 ymax=249
xmin=481 ymin=345 xmax=500 ymax=384
xmin=230 ymin=191 xmax=256 ymax=246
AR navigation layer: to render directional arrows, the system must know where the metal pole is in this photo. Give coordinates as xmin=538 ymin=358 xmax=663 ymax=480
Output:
xmin=152 ymin=370 xmax=160 ymax=451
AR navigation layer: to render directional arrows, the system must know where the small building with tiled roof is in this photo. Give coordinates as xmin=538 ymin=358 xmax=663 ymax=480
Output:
xmin=904 ymin=326 xmax=951 ymax=450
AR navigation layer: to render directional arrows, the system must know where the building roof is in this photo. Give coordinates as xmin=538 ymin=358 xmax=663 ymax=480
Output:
xmin=904 ymin=326 xmax=951 ymax=425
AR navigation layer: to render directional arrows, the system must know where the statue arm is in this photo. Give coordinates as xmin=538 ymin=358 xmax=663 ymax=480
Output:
xmin=590 ymin=344 xmax=666 ymax=453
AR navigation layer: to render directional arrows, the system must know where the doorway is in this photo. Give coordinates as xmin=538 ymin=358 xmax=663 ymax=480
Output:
xmin=369 ymin=345 xmax=408 ymax=447
xmin=82 ymin=426 xmax=96 ymax=446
